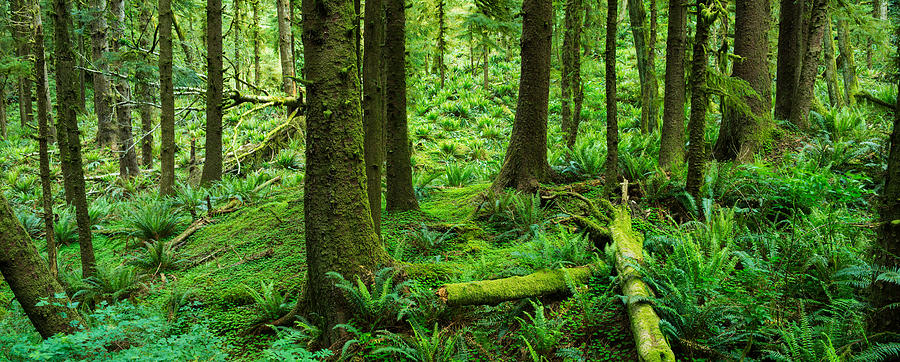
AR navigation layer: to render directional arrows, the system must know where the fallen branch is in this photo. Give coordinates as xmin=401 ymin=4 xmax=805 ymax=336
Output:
xmin=85 ymin=169 xmax=154 ymax=181
xmin=436 ymin=266 xmax=596 ymax=306
xmin=224 ymin=116 xmax=305 ymax=173
xmin=223 ymin=90 xmax=304 ymax=111
xmin=170 ymin=218 xmax=210 ymax=250
xmin=252 ymin=175 xmax=282 ymax=193
xmin=610 ymin=206 xmax=675 ymax=362
xmin=854 ymin=92 xmax=897 ymax=110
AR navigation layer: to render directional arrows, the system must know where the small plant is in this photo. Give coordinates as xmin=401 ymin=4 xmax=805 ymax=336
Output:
xmin=275 ymin=150 xmax=302 ymax=170
xmin=73 ymin=264 xmax=144 ymax=309
xmin=260 ymin=322 xmax=333 ymax=361
xmin=16 ymin=210 xmax=43 ymax=239
xmin=374 ymin=322 xmax=464 ymax=362
xmin=129 ymin=239 xmax=188 ymax=274
xmin=480 ymin=192 xmax=548 ymax=238
xmin=516 ymin=300 xmax=564 ymax=357
xmin=406 ymin=224 xmax=455 ymax=253
xmin=53 ymin=209 xmax=79 ymax=245
xmin=443 ymin=163 xmax=476 ymax=187
xmin=242 ymin=280 xmax=292 ymax=322
xmin=328 ymin=267 xmax=413 ymax=332
xmin=172 ymin=183 xmax=208 ymax=219
xmin=121 ymin=197 xmax=186 ymax=242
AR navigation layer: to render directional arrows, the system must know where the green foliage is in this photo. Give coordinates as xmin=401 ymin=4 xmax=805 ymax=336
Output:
xmin=53 ymin=209 xmax=79 ymax=245
xmin=442 ymin=163 xmax=476 ymax=187
xmin=374 ymin=322 xmax=465 ymax=362
xmin=516 ymin=300 xmax=564 ymax=357
xmin=259 ymin=323 xmax=333 ymax=361
xmin=479 ymin=192 xmax=548 ymax=239
xmin=241 ymin=281 xmax=292 ymax=322
xmin=328 ymin=267 xmax=413 ymax=332
xmin=73 ymin=264 xmax=144 ymax=309
xmin=171 ymin=183 xmax=208 ymax=219
xmin=119 ymin=197 xmax=186 ymax=242
xmin=406 ymin=224 xmax=456 ymax=255
xmin=128 ymin=239 xmax=188 ymax=274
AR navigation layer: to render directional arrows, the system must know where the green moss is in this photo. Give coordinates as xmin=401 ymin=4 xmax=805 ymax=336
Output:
xmin=440 ymin=266 xmax=601 ymax=306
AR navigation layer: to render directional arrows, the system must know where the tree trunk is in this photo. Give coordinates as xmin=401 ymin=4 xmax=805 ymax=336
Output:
xmin=53 ymin=0 xmax=97 ymax=279
xmin=234 ymin=0 xmax=243 ymax=91
xmin=685 ymin=0 xmax=713 ymax=199
xmin=277 ymin=0 xmax=296 ymax=96
xmin=438 ymin=267 xmax=594 ymax=306
xmin=33 ymin=6 xmax=58 ymax=279
xmin=364 ymin=0 xmax=386 ymax=234
xmin=658 ymin=0 xmax=687 ymax=169
xmin=605 ymin=0 xmax=619 ymax=193
xmin=482 ymin=39 xmax=489 ymax=90
xmin=713 ymin=0 xmax=771 ymax=163
xmin=159 ymin=0 xmax=176 ymax=196
xmin=171 ymin=15 xmax=195 ymax=67
xmin=627 ymin=0 xmax=658 ymax=134
xmin=491 ymin=0 xmax=553 ymax=194
xmin=837 ymin=18 xmax=858 ymax=106
xmin=137 ymin=6 xmax=155 ymax=167
xmin=561 ymin=0 xmax=583 ymax=149
xmin=90 ymin=0 xmax=116 ymax=148
xmin=822 ymin=14 xmax=842 ymax=108
xmin=0 ymin=80 xmax=6 ymax=139
xmin=252 ymin=0 xmax=261 ymax=85
xmin=10 ymin=0 xmax=33 ymax=128
xmin=110 ymin=0 xmax=140 ymax=178
xmin=436 ymin=0 xmax=447 ymax=88
xmin=384 ymin=0 xmax=419 ymax=211
xmin=201 ymin=0 xmax=224 ymax=184
xmin=300 ymin=0 xmax=391 ymax=343
xmin=788 ymin=0 xmax=828 ymax=129
xmin=775 ymin=0 xmax=805 ymax=120
xmin=0 ymin=193 xmax=82 ymax=338
xmin=571 ymin=7 xmax=583 ymax=151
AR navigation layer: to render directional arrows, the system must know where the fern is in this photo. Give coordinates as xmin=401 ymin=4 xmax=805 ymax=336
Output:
xmin=327 ymin=267 xmax=413 ymax=332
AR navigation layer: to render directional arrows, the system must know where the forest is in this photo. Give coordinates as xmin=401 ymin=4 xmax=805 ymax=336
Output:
xmin=0 ymin=0 xmax=898 ymax=360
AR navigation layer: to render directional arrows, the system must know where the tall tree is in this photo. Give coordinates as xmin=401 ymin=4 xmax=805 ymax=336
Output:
xmin=10 ymin=0 xmax=33 ymax=128
xmin=110 ymin=0 xmax=140 ymax=177
xmin=491 ymin=0 xmax=553 ymax=193
xmin=775 ymin=0 xmax=805 ymax=120
xmin=201 ymin=0 xmax=224 ymax=184
xmin=788 ymin=0 xmax=828 ymax=129
xmin=561 ymin=0 xmax=583 ymax=149
xmin=234 ymin=0 xmax=243 ymax=90
xmin=137 ymin=3 xmax=155 ymax=167
xmin=626 ymin=0 xmax=658 ymax=134
xmin=837 ymin=18 xmax=858 ymax=106
xmin=0 ymin=193 xmax=82 ymax=338
xmin=53 ymin=0 xmax=97 ymax=278
xmin=823 ymin=14 xmax=843 ymax=108
xmin=159 ymin=0 xmax=176 ymax=195
xmin=276 ymin=0 xmax=296 ymax=96
xmin=713 ymin=0 xmax=771 ymax=162
xmin=252 ymin=0 xmax=261 ymax=84
xmin=300 ymin=0 xmax=391 ymax=342
xmin=685 ymin=0 xmax=714 ymax=198
xmin=658 ymin=0 xmax=687 ymax=168
xmin=32 ymin=2 xmax=58 ymax=278
xmin=0 ymin=80 xmax=6 ymax=139
xmin=436 ymin=0 xmax=447 ymax=88
xmin=90 ymin=0 xmax=116 ymax=147
xmin=605 ymin=0 xmax=618 ymax=192
xmin=364 ymin=0 xmax=385 ymax=233
xmin=384 ymin=0 xmax=419 ymax=211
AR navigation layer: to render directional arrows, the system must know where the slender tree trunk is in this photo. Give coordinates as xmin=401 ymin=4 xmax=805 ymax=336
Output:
xmin=385 ymin=0 xmax=419 ymax=211
xmin=53 ymin=0 xmax=96 ymax=278
xmin=159 ymin=0 xmax=176 ymax=196
xmin=775 ymin=0 xmax=805 ymax=120
xmin=837 ymin=18 xmax=858 ymax=106
xmin=605 ymin=0 xmax=619 ymax=193
xmin=276 ymin=0 xmax=296 ymax=96
xmin=685 ymin=0 xmax=713 ymax=199
xmin=301 ymin=0 xmax=391 ymax=343
xmin=713 ymin=0 xmax=771 ymax=163
xmin=252 ymin=0 xmax=261 ymax=85
xmin=201 ymin=0 xmax=224 ymax=184
xmin=571 ymin=4 xmax=583 ymax=151
xmin=1 ymin=80 xmax=7 ymax=140
xmin=789 ymin=0 xmax=828 ymax=129
xmin=659 ymin=0 xmax=687 ymax=169
xmin=491 ymin=0 xmax=553 ymax=194
xmin=649 ymin=0 xmax=657 ymax=71
xmin=363 ymin=0 xmax=385 ymax=234
xmin=437 ymin=0 xmax=447 ymax=88
xmin=627 ymin=0 xmax=658 ymax=134
xmin=11 ymin=0 xmax=33 ymax=128
xmin=32 ymin=6 xmax=57 ymax=279
xmin=172 ymin=15 xmax=196 ymax=67
xmin=561 ymin=0 xmax=583 ymax=150
xmin=0 ymin=193 xmax=82 ymax=338
xmin=110 ymin=0 xmax=140 ymax=177
xmin=482 ymin=39 xmax=489 ymax=90
xmin=137 ymin=6 xmax=155 ymax=167
xmin=90 ymin=0 xmax=116 ymax=148
xmin=823 ymin=14 xmax=842 ymax=108
xmin=234 ymin=0 xmax=243 ymax=91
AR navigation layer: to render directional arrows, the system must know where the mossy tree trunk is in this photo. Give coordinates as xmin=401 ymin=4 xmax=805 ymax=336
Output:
xmin=685 ymin=0 xmax=713 ymax=199
xmin=10 ymin=0 xmax=33 ymax=128
xmin=301 ymin=0 xmax=391 ymax=343
xmin=0 ymin=193 xmax=82 ymax=338
xmin=277 ymin=0 xmax=297 ymax=96
xmin=252 ymin=0 xmax=261 ymax=84
xmin=90 ymin=0 xmax=116 ymax=148
xmin=822 ymin=14 xmax=843 ymax=108
xmin=159 ymin=0 xmax=175 ymax=196
xmin=788 ymin=0 xmax=828 ymax=129
xmin=561 ymin=0 xmax=583 ymax=150
xmin=234 ymin=0 xmax=243 ymax=91
xmin=605 ymin=0 xmax=619 ymax=193
xmin=775 ymin=0 xmax=805 ymax=120
xmin=110 ymin=0 xmax=140 ymax=178
xmin=436 ymin=0 xmax=447 ymax=88
xmin=33 ymin=5 xmax=58 ymax=278
xmin=201 ymin=0 xmax=224 ymax=184
xmin=837 ymin=18 xmax=858 ymax=107
xmin=658 ymin=0 xmax=687 ymax=169
xmin=53 ymin=0 xmax=96 ymax=279
xmin=491 ymin=0 xmax=553 ymax=194
xmin=0 ymin=80 xmax=6 ymax=139
xmin=364 ymin=0 xmax=386 ymax=233
xmin=137 ymin=5 xmax=155 ymax=167
xmin=627 ymin=0 xmax=658 ymax=134
xmin=385 ymin=0 xmax=419 ymax=211
xmin=713 ymin=0 xmax=771 ymax=163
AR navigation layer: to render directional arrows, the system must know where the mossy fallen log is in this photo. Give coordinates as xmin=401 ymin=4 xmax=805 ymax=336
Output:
xmin=224 ymin=115 xmax=305 ymax=174
xmin=436 ymin=266 xmax=596 ymax=306
xmin=611 ymin=206 xmax=675 ymax=362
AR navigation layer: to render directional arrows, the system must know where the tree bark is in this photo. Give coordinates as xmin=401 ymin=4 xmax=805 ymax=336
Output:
xmin=159 ymin=0 xmax=176 ymax=196
xmin=775 ymin=0 xmax=805 ymax=120
xmin=276 ymin=0 xmax=296 ymax=96
xmin=627 ymin=0 xmax=658 ymax=134
xmin=384 ymin=0 xmax=419 ymax=211
xmin=658 ymin=0 xmax=687 ymax=169
xmin=301 ymin=0 xmax=391 ymax=343
xmin=252 ymin=0 xmax=261 ymax=85
xmin=605 ymin=0 xmax=619 ymax=193
xmin=364 ymin=0 xmax=386 ymax=233
xmin=90 ymin=0 xmax=116 ymax=148
xmin=10 ymin=0 xmax=33 ymax=128
xmin=137 ymin=5 xmax=155 ymax=167
xmin=0 ymin=193 xmax=82 ymax=338
xmin=491 ymin=0 xmax=553 ymax=194
xmin=201 ymin=0 xmax=224 ymax=184
xmin=436 ymin=0 xmax=447 ymax=88
xmin=438 ymin=267 xmax=595 ymax=306
xmin=685 ymin=0 xmax=713 ymax=199
xmin=33 ymin=5 xmax=58 ymax=279
xmin=713 ymin=0 xmax=771 ymax=163
xmin=0 ymin=80 xmax=6 ymax=139
xmin=53 ymin=0 xmax=97 ymax=278
xmin=234 ymin=0 xmax=243 ymax=91
xmin=788 ymin=0 xmax=828 ymax=129
xmin=837 ymin=18 xmax=858 ymax=106
xmin=110 ymin=0 xmax=140 ymax=178
xmin=822 ymin=14 xmax=842 ymax=108
xmin=561 ymin=0 xmax=583 ymax=150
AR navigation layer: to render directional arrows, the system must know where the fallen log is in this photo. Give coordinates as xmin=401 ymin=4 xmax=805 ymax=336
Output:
xmin=170 ymin=218 xmax=210 ymax=250
xmin=611 ymin=206 xmax=675 ymax=362
xmin=224 ymin=115 xmax=305 ymax=174
xmin=436 ymin=266 xmax=597 ymax=306
xmin=854 ymin=92 xmax=897 ymax=110
xmin=223 ymin=90 xmax=304 ymax=111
